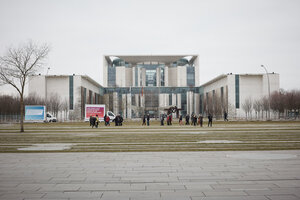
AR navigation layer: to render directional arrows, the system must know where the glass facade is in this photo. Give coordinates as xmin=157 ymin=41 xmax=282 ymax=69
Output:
xmin=187 ymin=66 xmax=195 ymax=86
xmin=235 ymin=75 xmax=240 ymax=108
xmin=108 ymin=66 xmax=116 ymax=87
xmin=69 ymin=76 xmax=73 ymax=110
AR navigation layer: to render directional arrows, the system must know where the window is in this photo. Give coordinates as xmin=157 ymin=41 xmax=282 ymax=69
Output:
xmin=235 ymin=75 xmax=240 ymax=108
xmin=187 ymin=66 xmax=195 ymax=86
xmin=108 ymin=66 xmax=116 ymax=86
xmin=69 ymin=76 xmax=74 ymax=110
xmin=146 ymin=69 xmax=156 ymax=86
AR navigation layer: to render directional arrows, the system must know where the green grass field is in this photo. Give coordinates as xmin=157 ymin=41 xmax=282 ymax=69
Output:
xmin=0 ymin=120 xmax=300 ymax=152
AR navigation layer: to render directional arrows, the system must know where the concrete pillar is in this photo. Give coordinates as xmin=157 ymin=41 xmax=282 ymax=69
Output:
xmin=113 ymin=92 xmax=119 ymax=115
xmin=156 ymin=67 xmax=160 ymax=87
xmin=122 ymin=94 xmax=127 ymax=118
xmin=141 ymin=68 xmax=146 ymax=86
xmin=127 ymin=93 xmax=132 ymax=119
xmin=135 ymin=94 xmax=139 ymax=107
xmin=187 ymin=91 xmax=194 ymax=115
xmin=177 ymin=93 xmax=181 ymax=115
xmin=165 ymin=66 xmax=169 ymax=86
xmin=132 ymin=66 xmax=135 ymax=87
xmin=194 ymin=93 xmax=200 ymax=115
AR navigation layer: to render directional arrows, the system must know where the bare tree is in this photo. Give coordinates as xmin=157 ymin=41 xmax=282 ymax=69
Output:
xmin=61 ymin=98 xmax=69 ymax=121
xmin=253 ymin=99 xmax=262 ymax=119
xmin=47 ymin=93 xmax=61 ymax=118
xmin=242 ymin=97 xmax=253 ymax=120
xmin=261 ymin=97 xmax=269 ymax=120
xmin=0 ymin=41 xmax=49 ymax=132
xmin=270 ymin=90 xmax=285 ymax=119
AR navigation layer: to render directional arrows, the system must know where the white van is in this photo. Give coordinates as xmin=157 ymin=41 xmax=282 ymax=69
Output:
xmin=107 ymin=111 xmax=116 ymax=121
xmin=46 ymin=113 xmax=57 ymax=122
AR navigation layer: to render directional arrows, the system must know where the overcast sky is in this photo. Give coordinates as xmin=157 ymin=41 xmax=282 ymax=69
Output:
xmin=0 ymin=0 xmax=299 ymax=95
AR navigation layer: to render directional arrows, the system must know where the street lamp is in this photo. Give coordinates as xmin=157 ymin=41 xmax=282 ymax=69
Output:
xmin=261 ymin=65 xmax=270 ymax=120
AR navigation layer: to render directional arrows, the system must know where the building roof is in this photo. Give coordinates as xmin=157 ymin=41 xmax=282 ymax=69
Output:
xmin=104 ymin=55 xmax=198 ymax=65
xmin=30 ymin=74 xmax=102 ymax=88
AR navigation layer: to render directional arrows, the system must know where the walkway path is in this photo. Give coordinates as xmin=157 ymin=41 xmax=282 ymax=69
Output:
xmin=0 ymin=151 xmax=300 ymax=200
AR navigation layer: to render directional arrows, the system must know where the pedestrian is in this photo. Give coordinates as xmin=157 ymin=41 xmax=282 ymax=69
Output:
xmin=199 ymin=115 xmax=203 ymax=127
xmin=169 ymin=114 xmax=172 ymax=125
xmin=193 ymin=114 xmax=197 ymax=126
xmin=91 ymin=116 xmax=96 ymax=128
xmin=119 ymin=115 xmax=123 ymax=126
xmin=224 ymin=111 xmax=228 ymax=121
xmin=167 ymin=115 xmax=170 ymax=125
xmin=105 ymin=115 xmax=110 ymax=126
xmin=142 ymin=115 xmax=146 ymax=126
xmin=104 ymin=114 xmax=107 ymax=126
xmin=160 ymin=114 xmax=164 ymax=126
xmin=89 ymin=115 xmax=93 ymax=126
xmin=208 ymin=113 xmax=213 ymax=127
xmin=179 ymin=115 xmax=183 ymax=125
xmin=146 ymin=114 xmax=150 ymax=126
xmin=115 ymin=115 xmax=119 ymax=126
xmin=185 ymin=114 xmax=190 ymax=125
xmin=95 ymin=115 xmax=99 ymax=128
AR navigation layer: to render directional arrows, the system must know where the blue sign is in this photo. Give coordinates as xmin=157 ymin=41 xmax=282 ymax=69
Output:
xmin=25 ymin=106 xmax=46 ymax=121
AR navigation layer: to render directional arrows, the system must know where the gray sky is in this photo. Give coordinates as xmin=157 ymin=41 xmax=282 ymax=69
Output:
xmin=0 ymin=0 xmax=300 ymax=95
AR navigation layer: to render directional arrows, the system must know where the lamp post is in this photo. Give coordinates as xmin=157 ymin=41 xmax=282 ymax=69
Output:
xmin=261 ymin=65 xmax=270 ymax=120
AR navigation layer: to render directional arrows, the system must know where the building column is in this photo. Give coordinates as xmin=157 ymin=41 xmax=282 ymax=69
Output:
xmin=122 ymin=94 xmax=127 ymax=117
xmin=156 ymin=67 xmax=161 ymax=87
xmin=165 ymin=66 xmax=168 ymax=86
xmin=113 ymin=92 xmax=119 ymax=115
xmin=126 ymin=93 xmax=132 ymax=119
xmin=177 ymin=93 xmax=181 ymax=115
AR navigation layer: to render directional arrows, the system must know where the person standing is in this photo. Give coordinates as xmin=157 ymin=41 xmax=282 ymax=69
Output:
xmin=95 ymin=115 xmax=99 ymax=128
xmin=224 ymin=111 xmax=228 ymax=121
xmin=146 ymin=114 xmax=150 ymax=126
xmin=199 ymin=115 xmax=203 ymax=127
xmin=179 ymin=115 xmax=183 ymax=125
xmin=142 ymin=115 xmax=146 ymax=126
xmin=185 ymin=114 xmax=190 ymax=125
xmin=160 ymin=114 xmax=164 ymax=126
xmin=105 ymin=115 xmax=110 ymax=126
xmin=166 ymin=115 xmax=170 ymax=125
xmin=208 ymin=113 xmax=213 ymax=127
xmin=193 ymin=114 xmax=197 ymax=126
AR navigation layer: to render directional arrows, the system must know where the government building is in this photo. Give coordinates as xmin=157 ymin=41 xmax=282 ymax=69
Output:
xmin=28 ymin=55 xmax=280 ymax=120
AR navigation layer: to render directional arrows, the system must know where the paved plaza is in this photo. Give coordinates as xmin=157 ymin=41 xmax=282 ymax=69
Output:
xmin=0 ymin=151 xmax=300 ymax=200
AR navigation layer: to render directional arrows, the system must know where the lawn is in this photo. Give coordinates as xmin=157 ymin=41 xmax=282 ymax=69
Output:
xmin=0 ymin=120 xmax=300 ymax=152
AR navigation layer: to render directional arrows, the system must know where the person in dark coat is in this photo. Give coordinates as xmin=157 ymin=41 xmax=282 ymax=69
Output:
xmin=166 ymin=115 xmax=170 ymax=125
xmin=115 ymin=115 xmax=119 ymax=126
xmin=89 ymin=116 xmax=93 ymax=126
xmin=208 ymin=113 xmax=213 ymax=127
xmin=119 ymin=115 xmax=123 ymax=126
xmin=142 ymin=115 xmax=146 ymax=126
xmin=192 ymin=114 xmax=197 ymax=126
xmin=199 ymin=115 xmax=203 ymax=127
xmin=146 ymin=114 xmax=150 ymax=126
xmin=104 ymin=114 xmax=107 ymax=126
xmin=169 ymin=114 xmax=172 ymax=125
xmin=160 ymin=114 xmax=164 ymax=126
xmin=185 ymin=114 xmax=190 ymax=125
xmin=224 ymin=111 xmax=228 ymax=121
xmin=179 ymin=115 xmax=183 ymax=125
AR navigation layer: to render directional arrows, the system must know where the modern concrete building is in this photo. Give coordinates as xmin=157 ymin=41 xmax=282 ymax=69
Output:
xmin=102 ymin=55 xmax=200 ymax=118
xmin=27 ymin=55 xmax=280 ymax=120
xmin=28 ymin=75 xmax=102 ymax=120
xmin=200 ymin=73 xmax=280 ymax=119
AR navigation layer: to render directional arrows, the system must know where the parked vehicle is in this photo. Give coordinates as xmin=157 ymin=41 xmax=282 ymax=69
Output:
xmin=46 ymin=113 xmax=57 ymax=122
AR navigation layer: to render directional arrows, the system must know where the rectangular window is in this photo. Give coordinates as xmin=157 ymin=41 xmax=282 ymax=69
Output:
xmin=235 ymin=75 xmax=240 ymax=108
xmin=169 ymin=94 xmax=172 ymax=105
xmin=108 ymin=66 xmax=116 ymax=86
xmin=160 ymin=67 xmax=164 ymax=86
xmin=187 ymin=66 xmax=195 ymax=86
xmin=135 ymin=67 xmax=138 ymax=86
xmin=69 ymin=76 xmax=74 ymax=110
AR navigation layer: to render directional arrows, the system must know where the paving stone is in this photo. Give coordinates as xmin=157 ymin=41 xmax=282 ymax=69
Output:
xmin=0 ymin=151 xmax=300 ymax=199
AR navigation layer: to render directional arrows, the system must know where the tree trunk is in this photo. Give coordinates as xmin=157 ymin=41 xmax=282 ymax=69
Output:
xmin=20 ymin=97 xmax=24 ymax=132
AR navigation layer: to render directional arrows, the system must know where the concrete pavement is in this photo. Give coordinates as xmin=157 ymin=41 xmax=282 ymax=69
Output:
xmin=0 ymin=151 xmax=300 ymax=200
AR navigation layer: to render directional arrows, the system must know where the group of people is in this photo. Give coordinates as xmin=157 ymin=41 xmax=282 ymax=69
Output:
xmin=157 ymin=113 xmax=214 ymax=127
xmin=114 ymin=114 xmax=123 ymax=126
xmin=89 ymin=115 xmax=99 ymax=128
